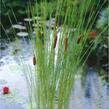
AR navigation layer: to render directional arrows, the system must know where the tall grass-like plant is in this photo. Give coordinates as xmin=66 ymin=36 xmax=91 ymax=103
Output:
xmin=21 ymin=0 xmax=107 ymax=109
xmin=1 ymin=0 xmax=108 ymax=109
xmin=23 ymin=0 xmax=108 ymax=109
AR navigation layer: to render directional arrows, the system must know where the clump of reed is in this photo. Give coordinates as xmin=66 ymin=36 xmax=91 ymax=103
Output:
xmin=1 ymin=0 xmax=108 ymax=109
xmin=25 ymin=0 xmax=108 ymax=109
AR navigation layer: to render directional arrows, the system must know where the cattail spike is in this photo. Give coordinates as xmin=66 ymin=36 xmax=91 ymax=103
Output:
xmin=77 ymin=36 xmax=82 ymax=44
xmin=54 ymin=34 xmax=58 ymax=48
xmin=89 ymin=31 xmax=97 ymax=39
xmin=65 ymin=37 xmax=68 ymax=51
xmin=33 ymin=55 xmax=36 ymax=65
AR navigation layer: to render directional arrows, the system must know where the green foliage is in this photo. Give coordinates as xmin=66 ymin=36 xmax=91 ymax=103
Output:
xmin=23 ymin=0 xmax=108 ymax=109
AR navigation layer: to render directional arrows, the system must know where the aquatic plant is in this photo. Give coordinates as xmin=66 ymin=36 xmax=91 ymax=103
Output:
xmin=1 ymin=0 xmax=108 ymax=109
xmin=22 ymin=0 xmax=108 ymax=109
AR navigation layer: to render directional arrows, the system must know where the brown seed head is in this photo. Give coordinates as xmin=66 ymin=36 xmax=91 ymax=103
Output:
xmin=54 ymin=33 xmax=58 ymax=48
xmin=33 ymin=55 xmax=36 ymax=65
xmin=89 ymin=32 xmax=97 ymax=39
xmin=65 ymin=37 xmax=68 ymax=51
xmin=77 ymin=36 xmax=82 ymax=44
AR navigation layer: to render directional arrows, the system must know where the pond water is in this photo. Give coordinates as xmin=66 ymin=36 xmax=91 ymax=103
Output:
xmin=0 ymin=38 xmax=109 ymax=109
xmin=70 ymin=68 xmax=109 ymax=109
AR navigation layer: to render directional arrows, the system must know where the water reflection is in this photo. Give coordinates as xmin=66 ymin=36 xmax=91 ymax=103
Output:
xmin=70 ymin=67 xmax=109 ymax=109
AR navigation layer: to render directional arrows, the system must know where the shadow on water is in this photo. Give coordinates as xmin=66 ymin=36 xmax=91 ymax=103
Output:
xmin=85 ymin=67 xmax=97 ymax=98
xmin=84 ymin=67 xmax=109 ymax=109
